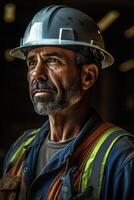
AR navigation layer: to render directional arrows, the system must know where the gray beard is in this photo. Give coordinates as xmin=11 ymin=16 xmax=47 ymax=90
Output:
xmin=31 ymin=76 xmax=82 ymax=116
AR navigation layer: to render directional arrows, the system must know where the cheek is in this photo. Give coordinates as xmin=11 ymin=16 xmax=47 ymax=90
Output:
xmin=61 ymin=69 xmax=79 ymax=88
xmin=27 ymin=71 xmax=33 ymax=91
xmin=47 ymin=71 xmax=63 ymax=93
xmin=49 ymin=71 xmax=71 ymax=91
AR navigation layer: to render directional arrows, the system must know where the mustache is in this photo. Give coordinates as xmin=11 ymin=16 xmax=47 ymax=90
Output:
xmin=30 ymin=79 xmax=56 ymax=95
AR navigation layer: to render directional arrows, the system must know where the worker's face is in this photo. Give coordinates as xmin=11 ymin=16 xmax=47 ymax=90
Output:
xmin=26 ymin=47 xmax=82 ymax=115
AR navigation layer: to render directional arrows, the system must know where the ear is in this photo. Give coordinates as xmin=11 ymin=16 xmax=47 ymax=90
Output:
xmin=81 ymin=64 xmax=99 ymax=90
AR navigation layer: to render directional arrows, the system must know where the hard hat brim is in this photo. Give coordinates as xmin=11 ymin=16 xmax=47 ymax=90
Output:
xmin=10 ymin=41 xmax=114 ymax=69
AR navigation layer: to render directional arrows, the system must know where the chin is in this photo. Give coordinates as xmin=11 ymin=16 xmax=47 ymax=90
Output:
xmin=34 ymin=103 xmax=51 ymax=116
xmin=33 ymin=101 xmax=65 ymax=116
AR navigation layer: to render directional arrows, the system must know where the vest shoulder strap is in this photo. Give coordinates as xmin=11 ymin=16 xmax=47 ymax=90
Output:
xmin=81 ymin=126 xmax=133 ymax=200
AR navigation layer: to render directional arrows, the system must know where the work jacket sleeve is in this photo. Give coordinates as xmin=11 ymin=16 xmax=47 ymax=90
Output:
xmin=112 ymin=158 xmax=134 ymax=200
xmin=1 ymin=144 xmax=16 ymax=177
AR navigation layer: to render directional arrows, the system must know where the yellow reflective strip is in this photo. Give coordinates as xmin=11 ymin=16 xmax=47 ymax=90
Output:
xmin=97 ymin=132 xmax=133 ymax=200
xmin=81 ymin=126 xmax=120 ymax=192
xmin=24 ymin=129 xmax=39 ymax=147
xmin=10 ymin=143 xmax=25 ymax=163
xmin=10 ymin=129 xmax=39 ymax=163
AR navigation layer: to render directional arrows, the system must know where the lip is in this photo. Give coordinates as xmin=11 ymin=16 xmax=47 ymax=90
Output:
xmin=33 ymin=89 xmax=54 ymax=97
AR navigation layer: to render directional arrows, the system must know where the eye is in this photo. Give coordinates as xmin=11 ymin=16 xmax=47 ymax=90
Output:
xmin=46 ymin=57 xmax=60 ymax=64
xmin=27 ymin=59 xmax=37 ymax=69
xmin=45 ymin=56 xmax=65 ymax=69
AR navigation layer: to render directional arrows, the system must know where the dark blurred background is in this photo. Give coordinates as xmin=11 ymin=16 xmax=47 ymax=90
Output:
xmin=0 ymin=0 xmax=134 ymax=157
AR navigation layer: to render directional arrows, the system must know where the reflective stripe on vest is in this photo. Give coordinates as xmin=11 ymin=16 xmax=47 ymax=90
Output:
xmin=10 ymin=128 xmax=40 ymax=163
xmin=81 ymin=126 xmax=133 ymax=200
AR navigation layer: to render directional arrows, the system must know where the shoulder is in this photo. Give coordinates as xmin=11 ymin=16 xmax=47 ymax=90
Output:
xmin=2 ymin=120 xmax=50 ymax=174
xmin=107 ymin=134 xmax=134 ymax=174
xmin=2 ymin=128 xmax=38 ymax=174
xmin=101 ymin=133 xmax=134 ymax=200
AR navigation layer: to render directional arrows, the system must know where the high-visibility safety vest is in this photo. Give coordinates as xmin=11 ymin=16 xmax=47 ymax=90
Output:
xmin=1 ymin=123 xmax=133 ymax=200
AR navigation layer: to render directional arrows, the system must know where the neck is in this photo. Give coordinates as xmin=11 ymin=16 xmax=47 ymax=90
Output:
xmin=48 ymin=96 xmax=93 ymax=142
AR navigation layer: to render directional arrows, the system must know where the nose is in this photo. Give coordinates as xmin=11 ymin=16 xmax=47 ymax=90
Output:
xmin=33 ymin=59 xmax=48 ymax=81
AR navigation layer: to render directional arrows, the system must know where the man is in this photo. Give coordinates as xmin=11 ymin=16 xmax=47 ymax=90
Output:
xmin=0 ymin=5 xmax=134 ymax=200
